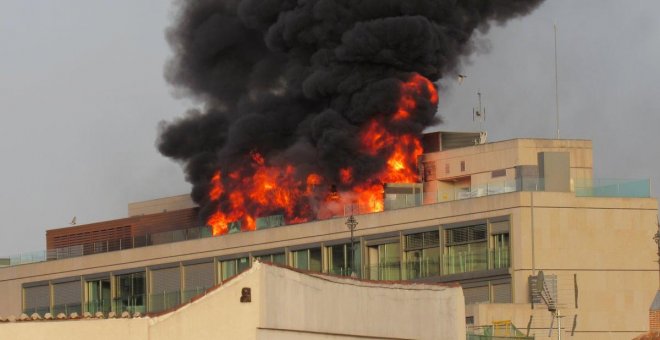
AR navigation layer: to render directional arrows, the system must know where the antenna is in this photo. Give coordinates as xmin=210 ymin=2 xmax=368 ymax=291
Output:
xmin=554 ymin=23 xmax=560 ymax=139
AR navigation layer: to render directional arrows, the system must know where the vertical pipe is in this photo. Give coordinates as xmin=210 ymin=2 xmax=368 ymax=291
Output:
xmin=349 ymin=228 xmax=354 ymax=277
xmin=557 ymin=310 xmax=562 ymax=340
xmin=531 ymin=192 xmax=536 ymax=275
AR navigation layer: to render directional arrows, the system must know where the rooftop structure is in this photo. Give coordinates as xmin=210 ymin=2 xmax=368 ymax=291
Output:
xmin=0 ymin=133 xmax=656 ymax=339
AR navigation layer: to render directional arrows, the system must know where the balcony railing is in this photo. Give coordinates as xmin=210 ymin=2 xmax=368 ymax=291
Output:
xmin=365 ymin=262 xmax=403 ymax=281
xmin=85 ymin=300 xmax=111 ymax=315
xmin=443 ymin=249 xmax=488 ymax=275
xmin=443 ymin=249 xmax=510 ymax=276
xmin=574 ymin=178 xmax=651 ymax=198
xmin=364 ymin=248 xmax=510 ymax=281
xmin=0 ymin=177 xmax=649 ymax=268
xmin=1 ymin=226 xmax=212 ymax=267
xmin=404 ymin=258 xmax=441 ymax=280
xmin=112 ymin=294 xmax=146 ymax=314
xmin=149 ymin=287 xmax=212 ymax=313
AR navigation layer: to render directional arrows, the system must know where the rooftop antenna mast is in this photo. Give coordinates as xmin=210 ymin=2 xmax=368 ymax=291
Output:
xmin=473 ymin=91 xmax=487 ymax=144
xmin=554 ymin=23 xmax=560 ymax=139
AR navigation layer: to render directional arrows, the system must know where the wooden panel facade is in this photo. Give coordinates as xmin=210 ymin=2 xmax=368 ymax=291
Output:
xmin=46 ymin=208 xmax=199 ymax=251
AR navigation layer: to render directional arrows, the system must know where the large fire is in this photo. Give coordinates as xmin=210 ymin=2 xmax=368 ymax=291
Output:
xmin=207 ymin=73 xmax=437 ymax=236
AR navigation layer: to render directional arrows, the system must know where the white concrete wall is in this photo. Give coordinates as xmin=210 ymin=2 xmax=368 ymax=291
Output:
xmin=0 ymin=318 xmax=150 ymax=340
xmin=259 ymin=264 xmax=465 ymax=340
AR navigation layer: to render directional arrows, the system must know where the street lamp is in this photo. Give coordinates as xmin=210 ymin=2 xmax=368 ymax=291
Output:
xmin=345 ymin=215 xmax=358 ymax=277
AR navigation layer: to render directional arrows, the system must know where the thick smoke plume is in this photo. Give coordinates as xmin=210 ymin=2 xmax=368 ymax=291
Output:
xmin=158 ymin=0 xmax=545 ymax=231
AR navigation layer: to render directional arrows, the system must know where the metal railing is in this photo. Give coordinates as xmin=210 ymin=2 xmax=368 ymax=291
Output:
xmin=365 ymin=248 xmax=510 ymax=281
xmin=149 ymin=287 xmax=211 ymax=313
xmin=467 ymin=322 xmax=534 ymax=340
xmin=112 ymin=294 xmax=146 ymax=314
xmin=148 ymin=291 xmax=180 ymax=313
xmin=85 ymin=300 xmax=111 ymax=314
xmin=22 ymin=306 xmax=51 ymax=316
xmin=371 ymin=177 xmax=650 ymax=213
xmin=2 ymin=226 xmax=212 ymax=267
xmin=52 ymin=303 xmax=82 ymax=316
xmin=404 ymin=258 xmax=441 ymax=280
xmin=0 ymin=177 xmax=650 ymax=268
xmin=443 ymin=249 xmax=509 ymax=276
xmin=574 ymin=178 xmax=651 ymax=198
xmin=327 ymin=267 xmax=362 ymax=277
xmin=366 ymin=262 xmax=402 ymax=281
xmin=443 ymin=249 xmax=489 ymax=275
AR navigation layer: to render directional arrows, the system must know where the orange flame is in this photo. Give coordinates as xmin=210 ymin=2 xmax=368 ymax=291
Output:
xmin=340 ymin=168 xmax=353 ymax=184
xmin=393 ymin=73 xmax=438 ymax=121
xmin=206 ymin=73 xmax=437 ymax=235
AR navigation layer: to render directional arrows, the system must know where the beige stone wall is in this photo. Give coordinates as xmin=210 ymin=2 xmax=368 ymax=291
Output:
xmin=503 ymin=192 xmax=658 ymax=339
xmin=422 ymin=138 xmax=593 ymax=183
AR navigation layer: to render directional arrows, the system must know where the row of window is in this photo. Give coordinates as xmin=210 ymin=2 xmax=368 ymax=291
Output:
xmin=23 ymin=220 xmax=511 ymax=314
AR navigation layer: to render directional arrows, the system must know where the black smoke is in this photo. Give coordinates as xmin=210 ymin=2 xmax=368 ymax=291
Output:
xmin=158 ymin=0 xmax=545 ymax=223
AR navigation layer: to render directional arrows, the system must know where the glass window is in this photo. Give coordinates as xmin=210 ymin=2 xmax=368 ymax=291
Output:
xmin=491 ymin=233 xmax=510 ymax=269
xmin=113 ymin=272 xmax=145 ymax=314
xmin=328 ymin=244 xmax=347 ymax=275
xmin=404 ymin=231 xmax=440 ymax=280
xmin=380 ymin=243 xmax=400 ymax=280
xmin=237 ymin=257 xmax=251 ymax=272
xmin=405 ymin=247 xmax=440 ymax=280
xmin=292 ymin=250 xmax=309 ymax=270
xmin=444 ymin=224 xmax=488 ymax=275
xmin=272 ymin=253 xmax=286 ymax=265
xmin=291 ymin=248 xmax=322 ymax=272
xmin=327 ymin=243 xmax=360 ymax=276
xmin=310 ymin=248 xmax=321 ymax=272
xmin=85 ymin=278 xmax=111 ymax=314
xmin=221 ymin=259 xmax=237 ymax=281
xmin=368 ymin=242 xmax=400 ymax=280
xmin=255 ymin=253 xmax=286 ymax=265
xmin=221 ymin=257 xmax=250 ymax=281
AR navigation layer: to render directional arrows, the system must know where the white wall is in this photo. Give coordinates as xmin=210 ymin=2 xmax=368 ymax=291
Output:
xmin=259 ymin=264 xmax=465 ymax=340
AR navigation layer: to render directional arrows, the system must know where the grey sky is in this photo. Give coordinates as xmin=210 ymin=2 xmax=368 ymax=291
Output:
xmin=0 ymin=0 xmax=658 ymax=256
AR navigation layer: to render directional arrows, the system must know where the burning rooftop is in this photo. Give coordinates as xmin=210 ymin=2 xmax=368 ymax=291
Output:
xmin=157 ymin=0 xmax=545 ymax=236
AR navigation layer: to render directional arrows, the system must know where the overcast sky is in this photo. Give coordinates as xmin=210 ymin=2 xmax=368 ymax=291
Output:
xmin=1 ymin=0 xmax=658 ymax=256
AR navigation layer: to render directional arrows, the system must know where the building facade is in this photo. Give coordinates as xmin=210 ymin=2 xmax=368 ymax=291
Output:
xmin=0 ymin=135 xmax=657 ymax=339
